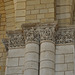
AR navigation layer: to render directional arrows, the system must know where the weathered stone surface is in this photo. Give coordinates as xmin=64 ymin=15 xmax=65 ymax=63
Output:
xmin=55 ymin=64 xmax=67 ymax=71
xmin=8 ymin=49 xmax=25 ymax=57
xmin=6 ymin=58 xmax=18 ymax=66
xmin=56 ymin=55 xmax=64 ymax=63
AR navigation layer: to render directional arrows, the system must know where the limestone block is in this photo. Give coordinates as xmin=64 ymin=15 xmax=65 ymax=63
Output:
xmin=37 ymin=14 xmax=44 ymax=19
xmin=56 ymin=0 xmax=72 ymax=5
xmin=49 ymin=8 xmax=54 ymax=13
xmin=5 ymin=5 xmax=14 ymax=10
xmin=6 ymin=58 xmax=18 ymax=66
xmin=15 ymin=2 xmax=25 ymax=9
xmin=25 ymin=19 xmax=40 ymax=23
xmin=0 ymin=31 xmax=6 ymax=35
xmin=45 ymin=13 xmax=54 ymax=18
xmin=5 ymin=1 xmax=13 ymax=6
xmin=40 ymin=69 xmax=54 ymax=75
xmin=58 ymin=18 xmax=70 ymax=24
xmin=27 ymin=6 xmax=34 ymax=10
xmin=6 ymin=9 xmax=14 ymax=14
xmin=19 ymin=57 xmax=24 ymax=66
xmin=31 ymin=10 xmax=39 ymax=14
xmin=41 ymin=18 xmax=54 ymax=23
xmin=6 ymin=13 xmax=14 ymax=18
xmin=0 ymin=53 xmax=2 ymax=57
xmin=24 ymin=69 xmax=38 ymax=75
xmin=67 ymin=63 xmax=74 ymax=70
xmin=14 ymin=0 xmax=26 ymax=3
xmin=65 ymin=54 xmax=74 ymax=63
xmin=35 ymin=4 xmax=46 ymax=9
xmin=16 ymin=17 xmax=25 ymax=22
xmin=55 ymin=64 xmax=67 ymax=71
xmin=41 ymin=42 xmax=55 ymax=52
xmin=25 ymin=53 xmax=38 ymax=62
xmin=56 ymin=45 xmax=74 ymax=54
xmin=56 ymin=55 xmax=64 ymax=63
xmin=56 ymin=6 xmax=70 ymax=13
xmin=55 ymin=72 xmax=64 ymax=75
xmin=15 ymin=10 xmax=26 ymax=16
xmin=25 ymin=62 xmax=38 ymax=70
xmin=6 ymin=17 xmax=14 ymax=22
xmin=25 ymin=43 xmax=39 ymax=53
xmin=40 ymin=9 xmax=48 ymax=13
xmin=27 ymin=0 xmax=40 ymax=5
xmin=40 ymin=51 xmax=55 ymax=62
xmin=26 ymin=10 xmax=30 ymax=15
xmin=41 ymin=0 xmax=54 ymax=3
xmin=47 ymin=4 xmax=54 ymax=8
xmin=57 ymin=13 xmax=70 ymax=19
xmin=6 ymin=66 xmax=24 ymax=74
xmin=8 ymin=49 xmax=25 ymax=57
xmin=65 ymin=71 xmax=73 ymax=75
xmin=40 ymin=61 xmax=54 ymax=69
xmin=26 ymin=15 xmax=36 ymax=20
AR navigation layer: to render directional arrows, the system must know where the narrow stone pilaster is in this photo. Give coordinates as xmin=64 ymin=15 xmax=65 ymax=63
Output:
xmin=23 ymin=27 xmax=39 ymax=75
xmin=39 ymin=24 xmax=57 ymax=75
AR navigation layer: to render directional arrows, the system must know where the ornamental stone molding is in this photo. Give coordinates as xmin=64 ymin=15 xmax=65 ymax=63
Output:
xmin=23 ymin=27 xmax=39 ymax=44
xmin=22 ymin=21 xmax=58 ymax=44
xmin=55 ymin=27 xmax=75 ymax=44
xmin=3 ymin=22 xmax=75 ymax=50
xmin=6 ymin=30 xmax=25 ymax=49
xmin=38 ymin=24 xmax=56 ymax=42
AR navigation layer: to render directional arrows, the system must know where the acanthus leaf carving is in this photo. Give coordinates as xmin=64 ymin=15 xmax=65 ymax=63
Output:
xmin=55 ymin=28 xmax=74 ymax=44
xmin=7 ymin=31 xmax=25 ymax=48
xmin=39 ymin=24 xmax=56 ymax=42
xmin=24 ymin=27 xmax=39 ymax=43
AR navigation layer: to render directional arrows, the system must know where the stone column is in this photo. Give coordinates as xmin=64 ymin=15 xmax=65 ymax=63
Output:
xmin=4 ymin=30 xmax=25 ymax=75
xmin=23 ymin=27 xmax=39 ymax=75
xmin=39 ymin=24 xmax=57 ymax=75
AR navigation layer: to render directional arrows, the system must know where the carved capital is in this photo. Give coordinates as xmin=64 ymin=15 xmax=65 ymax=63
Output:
xmin=7 ymin=30 xmax=25 ymax=48
xmin=56 ymin=28 xmax=74 ymax=44
xmin=2 ymin=38 xmax=9 ymax=51
xmin=23 ymin=27 xmax=39 ymax=44
xmin=38 ymin=23 xmax=57 ymax=42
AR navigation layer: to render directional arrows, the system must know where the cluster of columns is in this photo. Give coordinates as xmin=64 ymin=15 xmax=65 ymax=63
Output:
xmin=3 ymin=22 xmax=57 ymax=75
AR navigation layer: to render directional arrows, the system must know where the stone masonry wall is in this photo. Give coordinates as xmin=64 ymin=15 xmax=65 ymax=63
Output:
xmin=0 ymin=0 xmax=75 ymax=75
xmin=56 ymin=0 xmax=74 ymax=26
xmin=5 ymin=48 xmax=25 ymax=75
xmin=0 ymin=0 xmax=7 ymax=75
xmin=55 ymin=45 xmax=74 ymax=75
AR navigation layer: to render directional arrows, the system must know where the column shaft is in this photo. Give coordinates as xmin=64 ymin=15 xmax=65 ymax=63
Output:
xmin=24 ymin=43 xmax=39 ymax=75
xmin=40 ymin=41 xmax=55 ymax=75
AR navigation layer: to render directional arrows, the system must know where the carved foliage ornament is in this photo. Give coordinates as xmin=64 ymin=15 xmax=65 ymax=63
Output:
xmin=7 ymin=31 xmax=25 ymax=48
xmin=39 ymin=25 xmax=56 ymax=42
xmin=24 ymin=27 xmax=39 ymax=43
xmin=55 ymin=28 xmax=74 ymax=44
